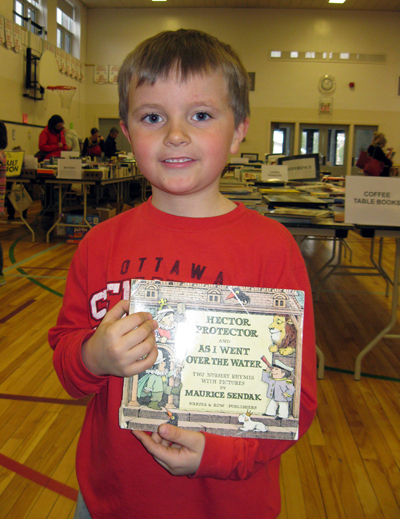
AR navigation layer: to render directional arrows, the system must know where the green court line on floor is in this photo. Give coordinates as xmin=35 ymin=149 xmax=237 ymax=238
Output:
xmin=8 ymin=234 xmax=64 ymax=298
xmin=5 ymin=241 xmax=64 ymax=272
xmin=325 ymin=365 xmax=400 ymax=383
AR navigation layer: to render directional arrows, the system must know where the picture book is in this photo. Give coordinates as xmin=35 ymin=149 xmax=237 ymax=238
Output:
xmin=119 ymin=280 xmax=305 ymax=440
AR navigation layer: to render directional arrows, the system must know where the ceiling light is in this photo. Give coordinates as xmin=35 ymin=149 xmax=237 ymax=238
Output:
xmin=329 ymin=0 xmax=346 ymax=3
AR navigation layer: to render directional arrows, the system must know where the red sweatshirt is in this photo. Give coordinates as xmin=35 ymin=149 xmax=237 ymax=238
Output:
xmin=38 ymin=126 xmax=68 ymax=158
xmin=48 ymin=200 xmax=317 ymax=519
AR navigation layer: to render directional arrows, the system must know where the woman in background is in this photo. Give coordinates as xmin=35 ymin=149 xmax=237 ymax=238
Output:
xmin=368 ymin=132 xmax=394 ymax=177
xmin=82 ymin=128 xmax=105 ymax=159
xmin=38 ymin=115 xmax=70 ymax=160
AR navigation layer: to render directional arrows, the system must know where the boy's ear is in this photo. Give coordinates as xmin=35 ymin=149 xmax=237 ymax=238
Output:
xmin=120 ymin=120 xmax=133 ymax=152
xmin=230 ymin=118 xmax=250 ymax=155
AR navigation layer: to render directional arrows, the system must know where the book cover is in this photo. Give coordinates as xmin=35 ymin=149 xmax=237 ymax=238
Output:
xmin=119 ymin=280 xmax=304 ymax=440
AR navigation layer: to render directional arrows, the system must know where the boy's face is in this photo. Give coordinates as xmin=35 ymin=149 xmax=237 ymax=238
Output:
xmin=121 ymin=71 xmax=248 ymax=209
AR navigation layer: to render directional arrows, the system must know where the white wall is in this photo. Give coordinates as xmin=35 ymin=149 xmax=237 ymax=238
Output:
xmin=84 ymin=8 xmax=400 ymax=172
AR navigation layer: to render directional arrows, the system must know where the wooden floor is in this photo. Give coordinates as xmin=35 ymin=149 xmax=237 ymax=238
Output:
xmin=0 ymin=202 xmax=399 ymax=518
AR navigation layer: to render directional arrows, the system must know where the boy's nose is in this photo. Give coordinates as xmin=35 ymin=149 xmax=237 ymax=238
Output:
xmin=164 ymin=121 xmax=191 ymax=146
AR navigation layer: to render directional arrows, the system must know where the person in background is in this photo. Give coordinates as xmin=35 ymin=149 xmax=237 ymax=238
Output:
xmin=0 ymin=121 xmax=8 ymax=285
xmin=367 ymin=132 xmax=394 ymax=177
xmin=82 ymin=128 xmax=105 ymax=159
xmin=38 ymin=115 xmax=70 ymax=160
xmin=104 ymin=127 xmax=120 ymax=159
xmin=64 ymin=126 xmax=82 ymax=153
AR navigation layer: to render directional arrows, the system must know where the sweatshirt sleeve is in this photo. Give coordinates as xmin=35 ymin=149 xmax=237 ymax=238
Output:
xmin=39 ymin=130 xmax=59 ymax=154
xmin=61 ymin=131 xmax=69 ymax=151
xmin=193 ymin=250 xmax=317 ymax=481
xmin=48 ymin=240 xmax=110 ymax=398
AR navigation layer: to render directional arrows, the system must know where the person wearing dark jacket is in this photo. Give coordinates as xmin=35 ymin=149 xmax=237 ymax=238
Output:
xmin=367 ymin=132 xmax=394 ymax=177
xmin=104 ymin=127 xmax=120 ymax=159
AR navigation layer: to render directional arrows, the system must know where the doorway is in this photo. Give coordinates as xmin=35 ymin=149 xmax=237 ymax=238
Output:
xmin=299 ymin=124 xmax=349 ymax=176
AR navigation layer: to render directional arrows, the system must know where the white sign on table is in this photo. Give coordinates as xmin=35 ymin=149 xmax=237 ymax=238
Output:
xmin=261 ymin=165 xmax=288 ymax=181
xmin=58 ymin=159 xmax=82 ymax=179
xmin=345 ymin=176 xmax=400 ymax=226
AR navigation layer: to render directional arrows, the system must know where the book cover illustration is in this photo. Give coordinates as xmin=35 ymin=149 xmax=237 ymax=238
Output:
xmin=119 ymin=280 xmax=304 ymax=440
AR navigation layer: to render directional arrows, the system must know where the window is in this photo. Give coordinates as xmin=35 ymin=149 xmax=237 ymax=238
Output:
xmin=57 ymin=0 xmax=74 ymax=53
xmin=273 ymin=296 xmax=286 ymax=308
xmin=14 ymin=0 xmax=41 ymax=34
xmin=145 ymin=287 xmax=158 ymax=299
xmin=207 ymin=291 xmax=221 ymax=303
xmin=327 ymin=130 xmax=346 ymax=166
xmin=270 ymin=123 xmax=294 ymax=156
xmin=301 ymin=129 xmax=319 ymax=154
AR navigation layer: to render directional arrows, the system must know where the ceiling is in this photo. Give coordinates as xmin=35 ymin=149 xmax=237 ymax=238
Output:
xmin=79 ymin=0 xmax=400 ymax=11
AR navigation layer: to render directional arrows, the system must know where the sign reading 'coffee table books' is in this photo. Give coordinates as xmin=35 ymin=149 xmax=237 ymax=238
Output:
xmin=119 ymin=280 xmax=304 ymax=440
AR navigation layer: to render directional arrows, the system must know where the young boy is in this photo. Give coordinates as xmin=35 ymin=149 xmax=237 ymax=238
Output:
xmin=49 ymin=29 xmax=317 ymax=519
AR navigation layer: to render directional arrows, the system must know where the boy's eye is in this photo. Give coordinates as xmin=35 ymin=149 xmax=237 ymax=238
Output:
xmin=143 ymin=113 xmax=163 ymax=124
xmin=193 ymin=112 xmax=211 ymax=122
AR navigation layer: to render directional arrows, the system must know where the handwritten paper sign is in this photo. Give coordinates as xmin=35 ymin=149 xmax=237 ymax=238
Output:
xmin=0 ymin=16 xmax=5 ymax=45
xmin=108 ymin=65 xmax=120 ymax=84
xmin=94 ymin=65 xmax=108 ymax=84
xmin=5 ymin=19 xmax=13 ymax=49
xmin=261 ymin=165 xmax=289 ymax=181
xmin=13 ymin=22 xmax=21 ymax=52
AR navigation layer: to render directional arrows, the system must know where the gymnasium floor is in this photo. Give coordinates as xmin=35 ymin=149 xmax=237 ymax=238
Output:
xmin=0 ymin=202 xmax=399 ymax=518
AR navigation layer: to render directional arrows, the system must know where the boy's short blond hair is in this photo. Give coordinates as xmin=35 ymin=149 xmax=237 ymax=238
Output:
xmin=118 ymin=29 xmax=250 ymax=129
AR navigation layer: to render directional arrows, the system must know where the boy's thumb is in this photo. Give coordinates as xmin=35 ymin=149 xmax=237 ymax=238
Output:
xmin=158 ymin=424 xmax=180 ymax=442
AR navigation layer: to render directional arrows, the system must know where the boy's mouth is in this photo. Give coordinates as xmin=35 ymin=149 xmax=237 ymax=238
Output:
xmin=164 ymin=158 xmax=193 ymax=164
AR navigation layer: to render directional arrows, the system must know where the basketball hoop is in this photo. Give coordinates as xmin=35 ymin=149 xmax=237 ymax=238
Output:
xmin=47 ymin=85 xmax=76 ymax=112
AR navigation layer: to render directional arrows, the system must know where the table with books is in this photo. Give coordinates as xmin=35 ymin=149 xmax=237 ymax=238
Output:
xmin=271 ymin=218 xmax=400 ymax=380
xmin=44 ymin=175 xmax=136 ymax=243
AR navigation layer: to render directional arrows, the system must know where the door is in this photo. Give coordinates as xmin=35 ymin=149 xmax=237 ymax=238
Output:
xmin=299 ymin=124 xmax=349 ymax=176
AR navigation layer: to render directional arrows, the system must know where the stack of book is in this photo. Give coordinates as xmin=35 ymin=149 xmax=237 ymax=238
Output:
xmin=262 ymin=207 xmax=332 ymax=224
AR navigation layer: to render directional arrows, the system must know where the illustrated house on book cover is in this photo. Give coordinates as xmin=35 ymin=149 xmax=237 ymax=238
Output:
xmin=119 ymin=280 xmax=305 ymax=440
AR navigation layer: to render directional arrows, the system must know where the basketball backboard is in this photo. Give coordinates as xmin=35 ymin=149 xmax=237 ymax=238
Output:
xmin=39 ymin=50 xmax=59 ymax=88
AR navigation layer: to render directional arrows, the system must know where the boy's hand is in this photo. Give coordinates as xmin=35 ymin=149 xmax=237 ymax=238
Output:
xmin=81 ymin=299 xmax=158 ymax=377
xmin=133 ymin=425 xmax=205 ymax=476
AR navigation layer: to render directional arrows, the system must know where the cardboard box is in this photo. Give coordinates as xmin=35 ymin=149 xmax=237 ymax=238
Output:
xmin=65 ymin=214 xmax=99 ymax=241
xmin=96 ymin=206 xmax=117 ymax=222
